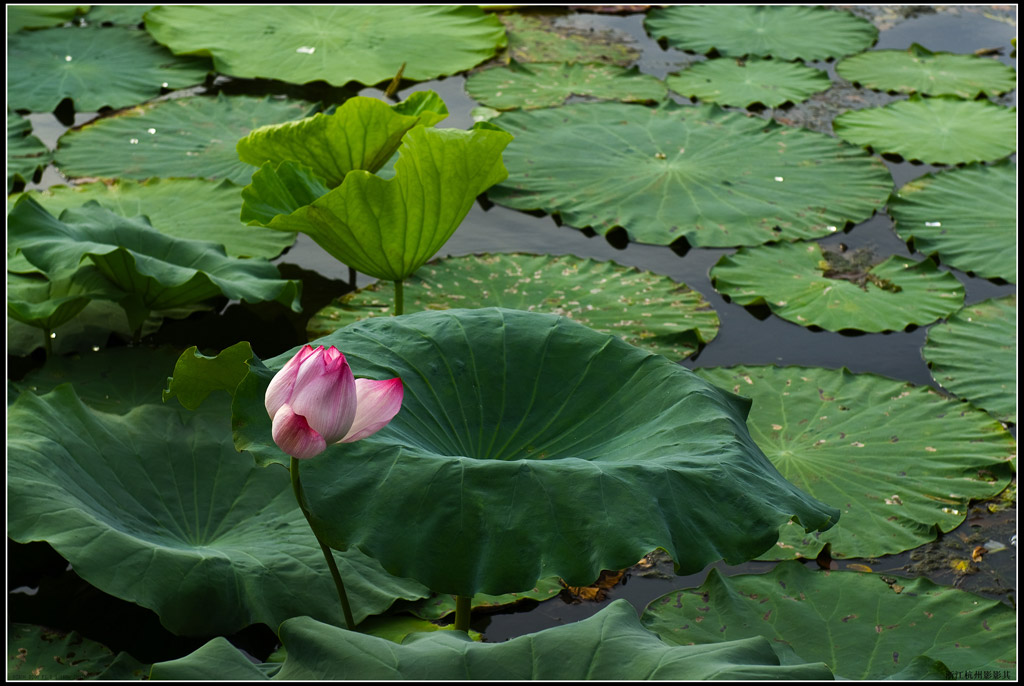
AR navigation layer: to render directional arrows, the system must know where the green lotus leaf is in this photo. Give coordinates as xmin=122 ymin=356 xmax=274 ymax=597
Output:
xmin=409 ymin=577 xmax=564 ymax=621
xmin=54 ymin=94 xmax=312 ymax=184
xmin=7 ymin=265 xmax=123 ymax=333
xmin=7 ymin=298 xmax=145 ymax=358
xmin=833 ymin=97 xmax=1017 ymax=165
xmin=7 ymin=624 xmax=149 ymax=681
xmin=7 ymin=111 xmax=51 ymax=193
xmin=167 ymin=308 xmax=839 ymax=597
xmin=85 ymin=4 xmax=151 ymax=26
xmin=488 ymin=102 xmax=892 ymax=248
xmin=888 ymin=161 xmax=1016 ymax=283
xmin=7 ymin=197 xmax=301 ymax=335
xmin=144 ymin=5 xmax=506 ymax=87
xmin=6 ymin=385 xmax=429 ymax=636
xmin=498 ymin=12 xmax=641 ymax=67
xmin=644 ymin=5 xmax=877 ymax=60
xmin=924 ymin=296 xmax=1017 ymax=424
xmin=466 ymin=61 xmax=667 ymax=110
xmin=7 ymin=5 xmax=88 ymax=33
xmin=242 ymin=125 xmax=513 ymax=281
xmin=694 ymin=366 xmax=1015 ymax=560
xmin=307 ymin=253 xmax=719 ymax=361
xmin=152 ymin=600 xmax=834 ymax=680
xmin=7 ymin=25 xmax=210 ymax=113
xmin=641 ymin=562 xmax=1016 ymax=680
xmin=10 ymin=178 xmax=295 ymax=260
xmin=710 ymin=242 xmax=965 ymax=332
xmin=836 ymin=43 xmax=1018 ymax=97
xmin=666 ymin=58 xmax=832 ymax=108
xmin=237 ymin=93 xmax=448 ymax=188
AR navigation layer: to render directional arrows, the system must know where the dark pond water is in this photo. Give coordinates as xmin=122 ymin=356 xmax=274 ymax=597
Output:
xmin=10 ymin=3 xmax=1016 ymax=661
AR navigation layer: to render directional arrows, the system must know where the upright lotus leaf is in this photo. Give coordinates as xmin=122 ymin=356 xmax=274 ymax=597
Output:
xmin=237 ymin=93 xmax=449 ymax=188
xmin=888 ymin=161 xmax=1016 ymax=283
xmin=833 ymin=97 xmax=1017 ymax=165
xmin=11 ymin=178 xmax=295 ymax=259
xmin=7 ymin=197 xmax=302 ymax=335
xmin=924 ymin=296 xmax=1016 ymax=424
xmin=666 ymin=58 xmax=832 ymax=108
xmin=7 ymin=111 xmax=51 ymax=192
xmin=641 ymin=563 xmax=1016 ymax=680
xmin=242 ymin=125 xmax=513 ymax=281
xmin=465 ymin=61 xmax=667 ymax=110
xmin=167 ymin=308 xmax=839 ymax=596
xmin=144 ymin=5 xmax=506 ymax=86
xmin=307 ymin=253 xmax=719 ymax=361
xmin=7 ymin=5 xmax=89 ymax=32
xmin=152 ymin=601 xmax=834 ymax=680
xmin=54 ymin=94 xmax=312 ymax=184
xmin=694 ymin=366 xmax=1015 ymax=560
xmin=7 ymin=266 xmax=123 ymax=334
xmin=488 ymin=101 xmax=892 ymax=248
xmin=644 ymin=5 xmax=877 ymax=60
xmin=7 ymin=386 xmax=430 ymax=636
xmin=7 ymin=624 xmax=149 ymax=681
xmin=837 ymin=43 xmax=1018 ymax=98
xmin=711 ymin=242 xmax=965 ymax=332
xmin=7 ymin=25 xmax=210 ymax=113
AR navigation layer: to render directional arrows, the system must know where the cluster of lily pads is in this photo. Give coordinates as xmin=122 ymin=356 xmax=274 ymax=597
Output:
xmin=7 ymin=4 xmax=1017 ymax=681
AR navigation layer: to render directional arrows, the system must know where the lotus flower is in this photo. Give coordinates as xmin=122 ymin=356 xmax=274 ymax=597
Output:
xmin=265 ymin=345 xmax=403 ymax=459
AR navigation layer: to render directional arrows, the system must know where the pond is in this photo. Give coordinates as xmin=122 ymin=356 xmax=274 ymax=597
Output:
xmin=6 ymin=4 xmax=1017 ymax=680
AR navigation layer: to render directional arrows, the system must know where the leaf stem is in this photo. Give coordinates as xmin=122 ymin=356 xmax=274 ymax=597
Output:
xmin=290 ymin=456 xmax=357 ymax=631
xmin=394 ymin=279 xmax=404 ymax=316
xmin=43 ymin=329 xmax=53 ymax=359
xmin=454 ymin=594 xmax=472 ymax=632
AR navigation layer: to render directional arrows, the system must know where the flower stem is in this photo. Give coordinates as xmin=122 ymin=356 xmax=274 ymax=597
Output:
xmin=454 ymin=594 xmax=472 ymax=632
xmin=393 ymin=279 xmax=404 ymax=316
xmin=290 ymin=457 xmax=356 ymax=631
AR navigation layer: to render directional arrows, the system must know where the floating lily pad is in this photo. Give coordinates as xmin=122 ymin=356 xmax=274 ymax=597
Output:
xmin=645 ymin=5 xmax=877 ymax=61
xmin=498 ymin=11 xmax=641 ymax=67
xmin=307 ymin=253 xmax=719 ymax=361
xmin=151 ymin=601 xmax=834 ymax=680
xmin=641 ymin=562 xmax=1016 ymax=680
xmin=711 ymin=242 xmax=965 ymax=332
xmin=694 ymin=366 xmax=1015 ymax=560
xmin=7 ymin=111 xmax=51 ymax=193
xmin=837 ymin=43 xmax=1017 ymax=98
xmin=666 ymin=58 xmax=831 ymax=108
xmin=7 ymin=5 xmax=88 ymax=33
xmin=488 ymin=101 xmax=892 ymax=247
xmin=85 ymin=4 xmax=152 ymax=27
xmin=144 ymin=5 xmax=506 ymax=87
xmin=54 ymin=94 xmax=312 ymax=184
xmin=833 ymin=97 xmax=1017 ymax=165
xmin=466 ymin=61 xmax=666 ymax=110
xmin=166 ymin=308 xmax=839 ymax=597
xmin=924 ymin=296 xmax=1016 ymax=424
xmin=7 ymin=25 xmax=210 ymax=113
xmin=887 ymin=161 xmax=1016 ymax=283
xmin=7 ymin=624 xmax=148 ymax=681
xmin=11 ymin=178 xmax=296 ymax=259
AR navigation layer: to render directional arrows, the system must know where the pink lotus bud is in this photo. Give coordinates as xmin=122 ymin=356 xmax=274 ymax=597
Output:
xmin=266 ymin=345 xmax=403 ymax=459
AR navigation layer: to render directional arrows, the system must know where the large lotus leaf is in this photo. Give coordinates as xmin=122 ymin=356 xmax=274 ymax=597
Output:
xmin=11 ymin=178 xmax=295 ymax=260
xmin=144 ymin=5 xmax=506 ymax=87
xmin=237 ymin=93 xmax=448 ymax=189
xmin=833 ymin=97 xmax=1017 ymax=165
xmin=54 ymin=94 xmax=312 ymax=184
xmin=694 ymin=366 xmax=1015 ymax=560
xmin=497 ymin=12 xmax=641 ymax=67
xmin=7 ymin=298 xmax=143 ymax=358
xmin=151 ymin=600 xmax=834 ymax=680
xmin=242 ymin=125 xmax=513 ymax=281
xmin=465 ymin=61 xmax=667 ymax=110
xmin=487 ymin=102 xmax=892 ymax=248
xmin=666 ymin=58 xmax=832 ymax=108
xmin=7 ymin=266 xmax=123 ymax=333
xmin=837 ymin=43 xmax=1017 ymax=98
xmin=8 ymin=197 xmax=302 ymax=321
xmin=644 ymin=6 xmax=877 ymax=61
xmin=7 ymin=111 xmax=51 ymax=192
xmin=642 ymin=562 xmax=1016 ymax=680
xmin=7 ymin=624 xmax=149 ymax=680
xmin=7 ymin=25 xmax=210 ymax=113
xmin=409 ymin=577 xmax=564 ymax=621
xmin=6 ymin=386 xmax=429 ymax=636
xmin=307 ymin=253 xmax=719 ymax=361
xmin=85 ymin=4 xmax=152 ymax=27
xmin=7 ymin=5 xmax=89 ymax=32
xmin=887 ymin=161 xmax=1016 ymax=283
xmin=924 ymin=296 xmax=1016 ymax=424
xmin=710 ymin=242 xmax=965 ymax=332
xmin=166 ymin=308 xmax=839 ymax=596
